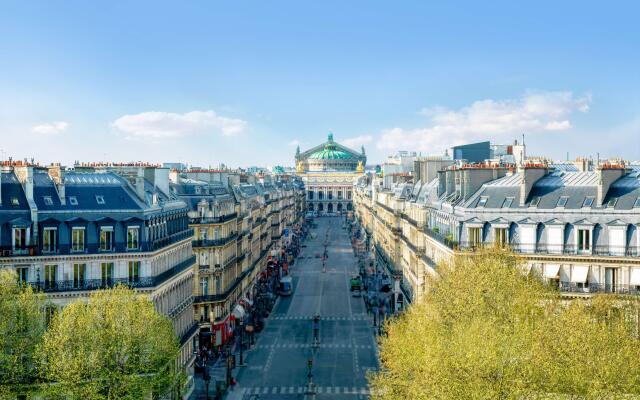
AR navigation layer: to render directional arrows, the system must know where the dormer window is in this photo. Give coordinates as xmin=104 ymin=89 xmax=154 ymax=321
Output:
xmin=557 ymin=196 xmax=569 ymax=207
xmin=43 ymin=196 xmax=53 ymax=206
xmin=69 ymin=196 xmax=78 ymax=205
xmin=501 ymin=197 xmax=514 ymax=208
xmin=530 ymin=197 xmax=540 ymax=207
xmin=634 ymin=197 xmax=640 ymax=208
xmin=607 ymin=198 xmax=618 ymax=208
xmin=583 ymin=197 xmax=594 ymax=208
xmin=99 ymin=227 xmax=114 ymax=251
xmin=477 ymin=196 xmax=488 ymax=207
xmin=96 ymin=195 xmax=105 ymax=205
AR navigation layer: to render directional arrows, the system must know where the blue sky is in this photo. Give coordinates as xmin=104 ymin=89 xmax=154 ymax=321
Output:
xmin=1 ymin=1 xmax=638 ymax=167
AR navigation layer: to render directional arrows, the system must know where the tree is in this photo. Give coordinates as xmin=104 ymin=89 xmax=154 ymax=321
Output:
xmin=369 ymin=250 xmax=640 ymax=399
xmin=0 ymin=269 xmax=46 ymax=397
xmin=39 ymin=285 xmax=183 ymax=399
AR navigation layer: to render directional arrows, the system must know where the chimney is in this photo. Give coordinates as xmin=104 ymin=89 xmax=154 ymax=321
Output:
xmin=14 ymin=165 xmax=34 ymax=204
xmin=437 ymin=170 xmax=446 ymax=197
xmin=596 ymin=163 xmax=626 ymax=206
xmin=135 ymin=168 xmax=146 ymax=201
xmin=48 ymin=163 xmax=66 ymax=205
xmin=461 ymin=166 xmax=507 ymax=201
xmin=519 ymin=165 xmax=548 ymax=206
xmin=444 ymin=169 xmax=456 ymax=198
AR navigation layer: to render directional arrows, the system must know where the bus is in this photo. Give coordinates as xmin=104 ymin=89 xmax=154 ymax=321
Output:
xmin=279 ymin=276 xmax=293 ymax=296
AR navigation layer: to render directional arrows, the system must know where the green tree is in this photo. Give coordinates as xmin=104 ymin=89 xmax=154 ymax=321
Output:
xmin=370 ymin=250 xmax=640 ymax=399
xmin=0 ymin=269 xmax=46 ymax=397
xmin=39 ymin=285 xmax=183 ymax=399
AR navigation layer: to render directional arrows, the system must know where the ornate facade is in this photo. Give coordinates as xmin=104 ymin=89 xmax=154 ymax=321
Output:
xmin=296 ymin=133 xmax=365 ymax=214
xmin=354 ymin=157 xmax=640 ymax=310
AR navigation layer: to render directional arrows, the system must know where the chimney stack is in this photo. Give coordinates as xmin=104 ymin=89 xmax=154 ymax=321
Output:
xmin=48 ymin=163 xmax=66 ymax=205
xmin=596 ymin=162 xmax=626 ymax=206
xmin=519 ymin=164 xmax=549 ymax=206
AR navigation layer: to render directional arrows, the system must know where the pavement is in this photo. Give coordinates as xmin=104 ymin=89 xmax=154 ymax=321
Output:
xmin=226 ymin=216 xmax=380 ymax=399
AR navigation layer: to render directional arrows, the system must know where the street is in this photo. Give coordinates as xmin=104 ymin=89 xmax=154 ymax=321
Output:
xmin=229 ymin=216 xmax=379 ymax=399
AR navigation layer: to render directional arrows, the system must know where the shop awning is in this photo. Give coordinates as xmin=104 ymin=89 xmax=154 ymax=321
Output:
xmin=570 ymin=266 xmax=589 ymax=283
xmin=232 ymin=304 xmax=245 ymax=320
xmin=544 ymin=264 xmax=560 ymax=279
xmin=630 ymin=268 xmax=640 ymax=286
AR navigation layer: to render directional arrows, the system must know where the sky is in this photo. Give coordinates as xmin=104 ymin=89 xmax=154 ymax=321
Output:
xmin=1 ymin=1 xmax=639 ymax=168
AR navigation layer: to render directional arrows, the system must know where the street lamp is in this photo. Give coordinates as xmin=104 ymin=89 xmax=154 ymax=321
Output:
xmin=239 ymin=318 xmax=245 ymax=366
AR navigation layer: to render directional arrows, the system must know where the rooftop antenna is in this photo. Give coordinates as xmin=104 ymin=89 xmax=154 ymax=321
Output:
xmin=522 ymin=133 xmax=525 ymax=146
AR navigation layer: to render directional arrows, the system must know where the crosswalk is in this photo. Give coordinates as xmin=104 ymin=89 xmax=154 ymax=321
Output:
xmin=254 ymin=343 xmax=373 ymax=350
xmin=237 ymin=386 xmax=372 ymax=395
xmin=270 ymin=314 xmax=369 ymax=321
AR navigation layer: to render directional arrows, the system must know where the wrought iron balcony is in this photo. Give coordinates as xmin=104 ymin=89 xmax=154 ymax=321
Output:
xmin=30 ymin=255 xmax=195 ymax=293
xmin=192 ymin=232 xmax=238 ymax=248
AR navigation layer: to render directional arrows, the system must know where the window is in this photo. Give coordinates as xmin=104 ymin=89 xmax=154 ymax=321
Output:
xmin=71 ymin=228 xmax=85 ymax=252
xmin=16 ymin=267 xmax=28 ymax=284
xmin=101 ymin=263 xmax=114 ymax=287
xmin=607 ymin=198 xmax=618 ymax=208
xmin=199 ymin=229 xmax=207 ymax=240
xmin=501 ymin=197 xmax=514 ymax=208
xmin=68 ymin=196 xmax=78 ymax=205
xmin=10 ymin=197 xmax=19 ymax=206
xmin=634 ymin=197 xmax=640 ymax=208
xmin=583 ymin=197 xmax=595 ymax=207
xmin=578 ymin=229 xmax=591 ymax=251
xmin=127 ymin=227 xmax=139 ymax=250
xmin=347 ymin=190 xmax=352 ymax=200
xmin=328 ymin=192 xmax=333 ymax=200
xmin=307 ymin=190 xmax=314 ymax=200
xmin=44 ymin=264 xmax=57 ymax=289
xmin=73 ymin=264 xmax=86 ymax=289
xmin=95 ymin=195 xmax=105 ymax=205
xmin=42 ymin=228 xmax=57 ymax=253
xmin=99 ymin=227 xmax=114 ymax=251
xmin=13 ymin=227 xmax=28 ymax=249
xmin=495 ymin=228 xmax=508 ymax=246
xmin=469 ymin=227 xmax=482 ymax=247
xmin=43 ymin=196 xmax=53 ymax=206
xmin=557 ymin=196 xmax=569 ymax=207
xmin=477 ymin=196 xmax=488 ymax=207
xmin=337 ymin=190 xmax=343 ymax=200
xmin=128 ymin=261 xmax=140 ymax=284
xmin=530 ymin=196 xmax=540 ymax=207
xmin=318 ymin=191 xmax=324 ymax=200
xmin=201 ymin=278 xmax=209 ymax=296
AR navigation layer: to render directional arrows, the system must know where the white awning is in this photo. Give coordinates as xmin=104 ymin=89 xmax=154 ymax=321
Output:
xmin=544 ymin=264 xmax=560 ymax=279
xmin=570 ymin=266 xmax=589 ymax=283
xmin=232 ymin=304 xmax=245 ymax=320
xmin=630 ymin=268 xmax=640 ymax=286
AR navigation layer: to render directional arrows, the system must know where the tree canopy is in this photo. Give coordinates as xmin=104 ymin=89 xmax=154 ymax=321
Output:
xmin=370 ymin=250 xmax=640 ymax=399
xmin=0 ymin=269 xmax=46 ymax=396
xmin=39 ymin=285 xmax=182 ymax=399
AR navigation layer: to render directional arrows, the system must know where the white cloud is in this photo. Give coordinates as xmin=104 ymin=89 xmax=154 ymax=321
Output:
xmin=32 ymin=121 xmax=69 ymax=135
xmin=340 ymin=134 xmax=373 ymax=149
xmin=112 ymin=110 xmax=247 ymax=139
xmin=378 ymin=91 xmax=591 ymax=154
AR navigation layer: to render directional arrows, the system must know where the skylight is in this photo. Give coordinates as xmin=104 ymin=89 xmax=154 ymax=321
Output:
xmin=634 ymin=197 xmax=640 ymax=208
xmin=607 ymin=198 xmax=618 ymax=208
xmin=477 ymin=196 xmax=488 ymax=207
xmin=530 ymin=197 xmax=540 ymax=207
xmin=69 ymin=196 xmax=78 ymax=205
xmin=43 ymin=196 xmax=53 ymax=206
xmin=557 ymin=196 xmax=569 ymax=207
xmin=583 ymin=197 xmax=594 ymax=207
xmin=502 ymin=197 xmax=514 ymax=208
xmin=96 ymin=195 xmax=105 ymax=205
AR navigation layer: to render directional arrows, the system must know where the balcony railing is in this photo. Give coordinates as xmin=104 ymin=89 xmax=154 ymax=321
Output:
xmin=189 ymin=212 xmax=238 ymax=224
xmin=560 ymin=282 xmax=640 ymax=296
xmin=30 ymin=255 xmax=196 ymax=293
xmin=192 ymin=232 xmax=238 ymax=248
xmin=456 ymin=242 xmax=639 ymax=258
xmin=423 ymin=228 xmax=458 ymax=250
xmin=0 ymin=229 xmax=194 ymax=257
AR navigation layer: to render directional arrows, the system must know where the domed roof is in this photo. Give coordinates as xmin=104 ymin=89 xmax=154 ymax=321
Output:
xmin=307 ymin=133 xmax=357 ymax=160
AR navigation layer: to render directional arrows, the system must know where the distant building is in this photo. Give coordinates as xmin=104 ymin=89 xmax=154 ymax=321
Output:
xmin=451 ymin=141 xmax=490 ymax=163
xmin=295 ymin=133 xmax=366 ymax=215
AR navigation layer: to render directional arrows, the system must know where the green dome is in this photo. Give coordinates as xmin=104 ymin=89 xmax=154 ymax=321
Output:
xmin=308 ymin=133 xmax=356 ymax=160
